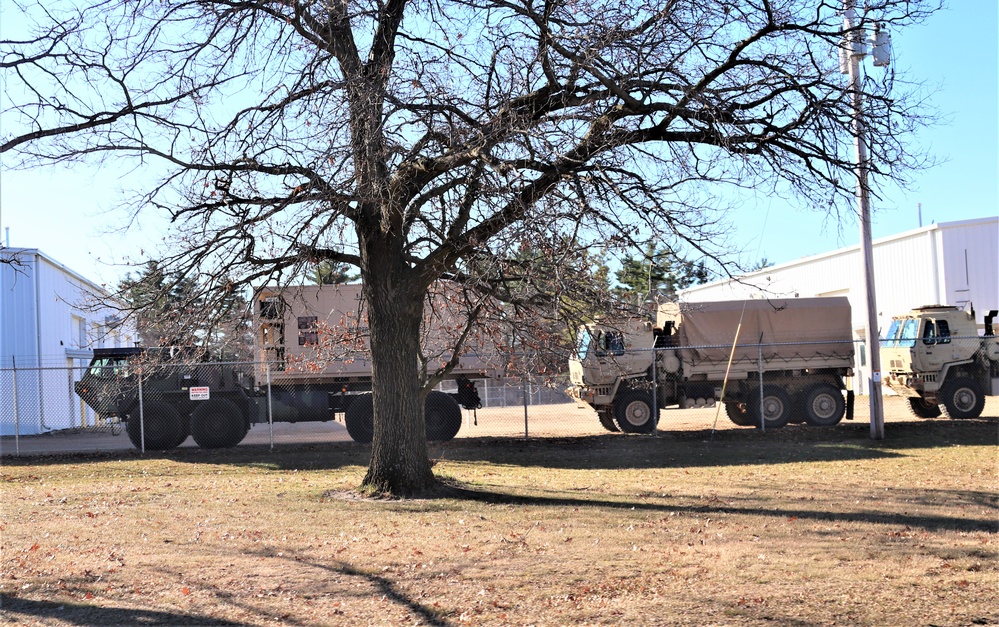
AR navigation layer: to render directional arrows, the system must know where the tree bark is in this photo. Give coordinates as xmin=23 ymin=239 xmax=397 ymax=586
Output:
xmin=359 ymin=233 xmax=436 ymax=495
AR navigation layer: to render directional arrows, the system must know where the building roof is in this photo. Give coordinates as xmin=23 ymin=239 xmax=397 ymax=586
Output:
xmin=2 ymin=247 xmax=109 ymax=295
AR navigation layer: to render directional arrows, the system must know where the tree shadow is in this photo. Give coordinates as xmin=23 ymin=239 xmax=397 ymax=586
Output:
xmin=412 ymin=480 xmax=999 ymax=534
xmin=0 ymin=593 xmax=253 ymax=626
xmin=284 ymin=557 xmax=453 ymax=626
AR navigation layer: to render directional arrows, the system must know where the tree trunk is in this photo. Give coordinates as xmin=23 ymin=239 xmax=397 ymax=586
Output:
xmin=359 ymin=237 xmax=437 ymax=495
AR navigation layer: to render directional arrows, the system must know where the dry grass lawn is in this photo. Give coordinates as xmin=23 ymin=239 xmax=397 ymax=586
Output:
xmin=1 ymin=419 xmax=996 ymax=626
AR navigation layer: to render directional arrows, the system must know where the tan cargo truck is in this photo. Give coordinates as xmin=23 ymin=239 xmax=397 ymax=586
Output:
xmin=881 ymin=305 xmax=999 ymax=419
xmin=568 ymin=297 xmax=855 ymax=432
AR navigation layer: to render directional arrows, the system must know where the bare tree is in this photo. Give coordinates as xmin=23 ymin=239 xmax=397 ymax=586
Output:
xmin=2 ymin=0 xmax=937 ymax=494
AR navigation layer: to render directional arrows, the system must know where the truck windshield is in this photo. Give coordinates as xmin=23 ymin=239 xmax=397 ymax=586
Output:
xmin=88 ymin=357 xmax=130 ymax=378
xmin=881 ymin=319 xmax=902 ymax=347
xmin=899 ymin=319 xmax=918 ymax=348
xmin=576 ymin=327 xmax=592 ymax=360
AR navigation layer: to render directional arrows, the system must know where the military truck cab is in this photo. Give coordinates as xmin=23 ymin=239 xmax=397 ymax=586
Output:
xmin=882 ymin=305 xmax=999 ymax=419
xmin=76 ymin=347 xmax=256 ymax=451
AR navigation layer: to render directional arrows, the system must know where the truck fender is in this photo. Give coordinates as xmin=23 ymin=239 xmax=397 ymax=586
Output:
xmin=939 ymin=360 xmax=974 ymax=386
xmin=985 ymin=338 xmax=999 ymax=361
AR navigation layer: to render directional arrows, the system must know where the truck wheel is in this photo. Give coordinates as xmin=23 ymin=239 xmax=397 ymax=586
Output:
xmin=724 ymin=401 xmax=754 ymax=427
xmin=125 ymin=401 xmax=184 ymax=451
xmin=940 ymin=377 xmax=985 ymax=419
xmin=172 ymin=417 xmax=191 ymax=448
xmin=425 ymin=391 xmax=462 ymax=441
xmin=907 ymin=397 xmax=941 ymax=419
xmin=802 ymin=383 xmax=846 ymax=427
xmin=598 ymin=410 xmax=620 ymax=432
xmin=613 ymin=390 xmax=656 ymax=434
xmin=344 ymin=393 xmax=374 ymax=443
xmin=191 ymin=398 xmax=248 ymax=448
xmin=747 ymin=385 xmax=791 ymax=429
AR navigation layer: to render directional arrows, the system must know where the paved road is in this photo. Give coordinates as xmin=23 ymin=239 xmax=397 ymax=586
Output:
xmin=0 ymin=420 xmax=354 ymax=457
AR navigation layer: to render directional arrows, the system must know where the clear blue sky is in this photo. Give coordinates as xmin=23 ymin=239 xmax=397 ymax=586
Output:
xmin=1 ymin=2 xmax=996 ymax=287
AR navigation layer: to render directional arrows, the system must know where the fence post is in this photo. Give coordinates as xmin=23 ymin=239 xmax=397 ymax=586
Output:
xmin=12 ymin=357 xmax=20 ymax=456
xmin=522 ymin=370 xmax=529 ymax=440
xmin=137 ymin=366 xmax=146 ymax=453
xmin=757 ymin=337 xmax=765 ymax=432
xmin=652 ymin=345 xmax=660 ymax=436
xmin=69 ymin=367 xmax=80 ymax=428
xmin=266 ymin=362 xmax=274 ymax=451
xmin=38 ymin=360 xmax=47 ymax=432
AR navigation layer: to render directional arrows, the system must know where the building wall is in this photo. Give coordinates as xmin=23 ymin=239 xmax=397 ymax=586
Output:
xmin=680 ymin=217 xmax=997 ymax=332
xmin=1 ymin=249 xmax=134 ymax=435
xmin=938 ymin=219 xmax=999 ymax=311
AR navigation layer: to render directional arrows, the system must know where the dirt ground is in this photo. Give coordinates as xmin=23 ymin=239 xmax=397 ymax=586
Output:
xmin=1 ymin=414 xmax=996 ymax=626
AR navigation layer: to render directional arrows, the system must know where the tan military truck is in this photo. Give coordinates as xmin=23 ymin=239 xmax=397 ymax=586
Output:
xmin=568 ymin=297 xmax=855 ymax=432
xmin=75 ymin=284 xmax=490 ymax=450
xmin=881 ymin=305 xmax=999 ymax=419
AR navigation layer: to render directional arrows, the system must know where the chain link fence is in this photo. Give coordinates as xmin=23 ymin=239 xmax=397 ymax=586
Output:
xmin=2 ymin=338 xmax=996 ymax=456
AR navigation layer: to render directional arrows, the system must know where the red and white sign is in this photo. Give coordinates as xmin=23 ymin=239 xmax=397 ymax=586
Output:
xmin=189 ymin=386 xmax=210 ymax=401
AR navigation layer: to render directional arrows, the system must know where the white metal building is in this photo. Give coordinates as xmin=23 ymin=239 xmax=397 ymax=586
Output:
xmin=679 ymin=216 xmax=999 ymax=390
xmin=0 ymin=248 xmax=135 ymax=435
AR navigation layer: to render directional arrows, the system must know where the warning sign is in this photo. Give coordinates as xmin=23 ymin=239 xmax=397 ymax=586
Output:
xmin=189 ymin=386 xmax=210 ymax=401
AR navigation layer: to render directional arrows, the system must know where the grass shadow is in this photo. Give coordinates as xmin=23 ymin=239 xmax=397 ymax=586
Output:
xmin=0 ymin=593 xmax=253 ymax=626
xmin=411 ymin=479 xmax=999 ymax=534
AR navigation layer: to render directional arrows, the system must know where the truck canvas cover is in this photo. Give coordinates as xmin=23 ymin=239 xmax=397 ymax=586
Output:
xmin=668 ymin=297 xmax=854 ymax=375
xmin=255 ymin=284 xmax=493 ymax=382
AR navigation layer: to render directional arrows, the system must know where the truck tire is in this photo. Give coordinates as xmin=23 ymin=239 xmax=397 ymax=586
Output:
xmin=191 ymin=398 xmax=248 ymax=448
xmin=940 ymin=377 xmax=985 ymax=419
xmin=597 ymin=410 xmax=620 ymax=432
xmin=344 ymin=393 xmax=374 ymax=443
xmin=613 ymin=390 xmax=656 ymax=434
xmin=907 ymin=397 xmax=942 ymax=419
xmin=747 ymin=385 xmax=791 ymax=429
xmin=171 ymin=417 xmax=191 ymax=448
xmin=126 ymin=401 xmax=185 ymax=451
xmin=802 ymin=383 xmax=846 ymax=427
xmin=725 ymin=401 xmax=754 ymax=427
xmin=425 ymin=391 xmax=462 ymax=441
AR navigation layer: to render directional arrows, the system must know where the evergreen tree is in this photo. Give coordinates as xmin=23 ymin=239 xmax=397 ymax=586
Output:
xmin=118 ymin=263 xmax=251 ymax=359
xmin=313 ymin=260 xmax=359 ymax=285
xmin=615 ymin=246 xmax=711 ymax=304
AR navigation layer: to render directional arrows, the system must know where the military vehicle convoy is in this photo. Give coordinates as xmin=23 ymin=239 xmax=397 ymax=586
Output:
xmin=568 ymin=298 xmax=856 ymax=432
xmin=75 ymin=285 xmax=486 ymax=450
xmin=881 ymin=305 xmax=999 ymax=419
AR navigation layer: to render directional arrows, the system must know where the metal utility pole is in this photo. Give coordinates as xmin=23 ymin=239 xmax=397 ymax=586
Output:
xmin=842 ymin=1 xmax=887 ymax=439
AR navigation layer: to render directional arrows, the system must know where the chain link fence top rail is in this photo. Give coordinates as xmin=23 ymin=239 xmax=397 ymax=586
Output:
xmin=2 ymin=337 xmax=996 ymax=456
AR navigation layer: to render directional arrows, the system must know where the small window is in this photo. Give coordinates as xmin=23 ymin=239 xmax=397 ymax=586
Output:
xmin=298 ymin=316 xmax=318 ymax=329
xmin=607 ymin=331 xmax=625 ymax=356
xmin=936 ymin=320 xmax=951 ymax=344
xmin=922 ymin=321 xmax=937 ymax=345
xmin=298 ymin=331 xmax=319 ymax=346
xmin=259 ymin=298 xmax=284 ymax=319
